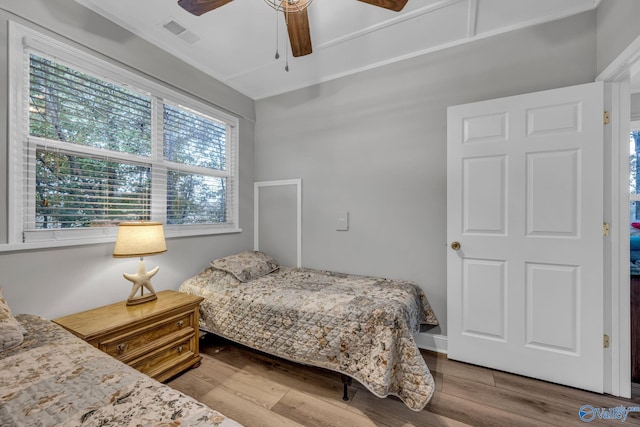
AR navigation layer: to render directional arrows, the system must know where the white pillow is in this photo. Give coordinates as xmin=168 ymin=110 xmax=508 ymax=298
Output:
xmin=211 ymin=251 xmax=279 ymax=282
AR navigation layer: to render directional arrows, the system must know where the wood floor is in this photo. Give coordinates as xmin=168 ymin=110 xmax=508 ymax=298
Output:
xmin=168 ymin=335 xmax=640 ymax=427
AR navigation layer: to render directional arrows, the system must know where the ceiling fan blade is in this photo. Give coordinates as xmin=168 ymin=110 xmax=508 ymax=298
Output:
xmin=357 ymin=0 xmax=408 ymax=12
xmin=177 ymin=0 xmax=234 ymax=16
xmin=283 ymin=4 xmax=313 ymax=57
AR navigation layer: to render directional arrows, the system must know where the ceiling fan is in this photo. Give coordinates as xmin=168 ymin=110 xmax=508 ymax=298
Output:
xmin=177 ymin=0 xmax=408 ymax=58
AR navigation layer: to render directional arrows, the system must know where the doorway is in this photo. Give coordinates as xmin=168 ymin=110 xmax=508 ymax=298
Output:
xmin=630 ymin=114 xmax=640 ymax=395
xmin=594 ymin=30 xmax=640 ymax=398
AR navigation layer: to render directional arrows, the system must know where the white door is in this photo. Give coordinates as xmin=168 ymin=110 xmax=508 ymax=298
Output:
xmin=447 ymin=82 xmax=604 ymax=392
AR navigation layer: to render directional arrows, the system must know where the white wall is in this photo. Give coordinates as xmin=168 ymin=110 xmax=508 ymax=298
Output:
xmin=597 ymin=0 xmax=640 ymax=76
xmin=254 ymin=11 xmax=598 ymax=344
xmin=632 ymin=93 xmax=640 ymax=121
xmin=0 ymin=0 xmax=256 ymax=318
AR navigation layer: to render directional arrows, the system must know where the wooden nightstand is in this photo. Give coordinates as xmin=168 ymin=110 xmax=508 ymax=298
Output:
xmin=53 ymin=290 xmax=204 ymax=382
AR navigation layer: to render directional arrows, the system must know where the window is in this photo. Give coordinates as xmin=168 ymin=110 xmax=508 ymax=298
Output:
xmin=631 ymin=124 xmax=640 ymax=222
xmin=8 ymin=23 xmax=239 ymax=246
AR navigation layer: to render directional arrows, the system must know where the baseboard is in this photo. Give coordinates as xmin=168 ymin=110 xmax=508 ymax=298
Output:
xmin=414 ymin=332 xmax=448 ymax=354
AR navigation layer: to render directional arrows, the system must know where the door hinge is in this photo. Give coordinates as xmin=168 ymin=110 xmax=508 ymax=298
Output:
xmin=604 ymin=334 xmax=610 ymax=348
xmin=603 ymin=222 xmax=610 ymax=237
xmin=604 ymin=111 xmax=610 ymax=125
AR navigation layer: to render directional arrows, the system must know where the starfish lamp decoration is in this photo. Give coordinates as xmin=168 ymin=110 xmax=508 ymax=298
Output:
xmin=113 ymin=222 xmax=167 ymax=306
xmin=124 ymin=259 xmax=159 ymax=305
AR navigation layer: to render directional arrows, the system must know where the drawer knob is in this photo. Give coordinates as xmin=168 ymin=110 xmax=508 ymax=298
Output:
xmin=177 ymin=346 xmax=184 ymax=353
xmin=176 ymin=320 xmax=184 ymax=328
xmin=117 ymin=343 xmax=127 ymax=354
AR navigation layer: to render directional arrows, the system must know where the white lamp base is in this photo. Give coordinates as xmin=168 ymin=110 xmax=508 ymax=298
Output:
xmin=123 ymin=258 xmax=159 ymax=306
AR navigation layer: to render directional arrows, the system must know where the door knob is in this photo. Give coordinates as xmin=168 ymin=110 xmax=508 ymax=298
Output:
xmin=451 ymin=241 xmax=461 ymax=250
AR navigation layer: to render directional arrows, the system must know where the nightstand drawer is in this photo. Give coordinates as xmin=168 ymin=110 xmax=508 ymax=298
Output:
xmin=99 ymin=311 xmax=194 ymax=358
xmin=130 ymin=334 xmax=195 ymax=378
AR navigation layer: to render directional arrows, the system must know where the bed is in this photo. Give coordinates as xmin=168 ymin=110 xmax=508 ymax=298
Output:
xmin=0 ymin=291 xmax=242 ymax=426
xmin=178 ymin=251 xmax=439 ymax=411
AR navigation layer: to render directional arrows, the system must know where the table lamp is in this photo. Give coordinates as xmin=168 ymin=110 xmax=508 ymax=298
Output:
xmin=113 ymin=221 xmax=167 ymax=306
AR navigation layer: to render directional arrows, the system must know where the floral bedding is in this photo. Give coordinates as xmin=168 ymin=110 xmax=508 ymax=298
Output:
xmin=0 ymin=314 xmax=242 ymax=427
xmin=179 ymin=257 xmax=439 ymax=411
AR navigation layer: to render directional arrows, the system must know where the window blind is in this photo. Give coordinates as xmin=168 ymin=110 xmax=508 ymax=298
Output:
xmin=32 ymin=148 xmax=151 ymax=229
xmin=163 ymin=103 xmax=226 ymax=171
xmin=25 ymin=54 xmax=153 ymax=233
xmin=18 ymin=46 xmax=238 ymax=244
xmin=162 ymin=103 xmax=233 ymax=226
xmin=29 ymin=54 xmax=152 ymax=155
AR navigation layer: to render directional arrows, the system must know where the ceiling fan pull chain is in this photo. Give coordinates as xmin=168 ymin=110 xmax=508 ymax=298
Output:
xmin=274 ymin=2 xmax=280 ymax=60
xmin=285 ymin=6 xmax=290 ymax=71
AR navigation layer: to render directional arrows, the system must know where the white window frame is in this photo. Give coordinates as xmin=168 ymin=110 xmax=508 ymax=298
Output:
xmin=6 ymin=21 xmax=240 ymax=250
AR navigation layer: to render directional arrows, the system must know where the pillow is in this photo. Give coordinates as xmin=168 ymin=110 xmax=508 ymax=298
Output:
xmin=211 ymin=251 xmax=279 ymax=282
xmin=0 ymin=288 xmax=25 ymax=352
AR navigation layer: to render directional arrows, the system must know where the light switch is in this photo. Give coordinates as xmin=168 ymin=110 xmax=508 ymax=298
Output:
xmin=336 ymin=211 xmax=349 ymax=231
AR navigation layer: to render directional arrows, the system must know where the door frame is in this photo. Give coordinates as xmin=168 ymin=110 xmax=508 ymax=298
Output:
xmin=597 ymin=34 xmax=640 ymax=398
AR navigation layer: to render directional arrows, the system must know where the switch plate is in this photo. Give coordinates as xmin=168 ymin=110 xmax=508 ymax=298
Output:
xmin=336 ymin=211 xmax=349 ymax=231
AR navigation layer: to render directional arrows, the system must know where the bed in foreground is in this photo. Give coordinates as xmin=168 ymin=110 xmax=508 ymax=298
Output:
xmin=0 ymin=308 xmax=242 ymax=426
xmin=179 ymin=251 xmax=439 ymax=411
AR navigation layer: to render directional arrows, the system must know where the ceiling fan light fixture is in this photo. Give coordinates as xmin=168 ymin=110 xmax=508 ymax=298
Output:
xmin=263 ymin=0 xmax=313 ymax=13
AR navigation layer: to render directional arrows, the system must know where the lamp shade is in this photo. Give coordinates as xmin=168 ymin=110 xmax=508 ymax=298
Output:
xmin=113 ymin=222 xmax=167 ymax=258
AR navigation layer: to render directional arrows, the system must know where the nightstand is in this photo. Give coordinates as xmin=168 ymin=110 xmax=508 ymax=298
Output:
xmin=53 ymin=290 xmax=204 ymax=382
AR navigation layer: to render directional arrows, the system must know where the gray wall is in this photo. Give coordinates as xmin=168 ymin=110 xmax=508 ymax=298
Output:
xmin=597 ymin=0 xmax=640 ymax=76
xmin=254 ymin=11 xmax=598 ymax=340
xmin=632 ymin=93 xmax=640 ymax=121
xmin=0 ymin=0 xmax=255 ymax=318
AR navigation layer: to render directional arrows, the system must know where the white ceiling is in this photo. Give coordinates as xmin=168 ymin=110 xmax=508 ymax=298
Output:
xmin=76 ymin=0 xmax=599 ymax=100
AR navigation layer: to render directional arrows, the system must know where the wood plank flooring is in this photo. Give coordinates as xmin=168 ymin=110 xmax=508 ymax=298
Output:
xmin=168 ymin=335 xmax=640 ymax=426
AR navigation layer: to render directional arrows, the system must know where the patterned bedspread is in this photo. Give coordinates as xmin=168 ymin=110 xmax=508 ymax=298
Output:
xmin=0 ymin=314 xmax=242 ymax=427
xmin=179 ymin=265 xmax=439 ymax=411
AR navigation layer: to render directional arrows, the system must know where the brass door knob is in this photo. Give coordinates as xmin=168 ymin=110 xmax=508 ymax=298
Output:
xmin=451 ymin=241 xmax=461 ymax=250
